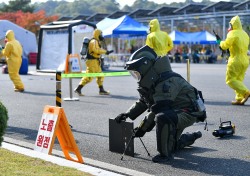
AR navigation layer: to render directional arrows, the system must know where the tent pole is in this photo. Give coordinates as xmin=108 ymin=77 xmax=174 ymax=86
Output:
xmin=111 ymin=37 xmax=113 ymax=50
xmin=118 ymin=38 xmax=120 ymax=53
xmin=187 ymin=59 xmax=190 ymax=83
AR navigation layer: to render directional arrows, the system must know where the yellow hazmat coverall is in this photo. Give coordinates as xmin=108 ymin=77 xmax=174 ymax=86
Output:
xmin=146 ymin=19 xmax=174 ymax=56
xmin=220 ymin=16 xmax=250 ymax=102
xmin=2 ymin=30 xmax=24 ymax=91
xmin=79 ymin=29 xmax=107 ymax=87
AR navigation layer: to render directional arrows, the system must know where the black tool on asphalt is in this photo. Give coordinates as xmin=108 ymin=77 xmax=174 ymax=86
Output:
xmin=139 ymin=136 xmax=150 ymax=156
xmin=212 ymin=119 xmax=235 ymax=138
xmin=109 ymin=119 xmax=134 ymax=157
xmin=121 ymin=131 xmax=134 ymax=160
xmin=121 ymin=129 xmax=150 ymax=160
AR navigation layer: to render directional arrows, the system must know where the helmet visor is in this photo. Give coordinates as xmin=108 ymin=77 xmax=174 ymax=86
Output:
xmin=129 ymin=70 xmax=141 ymax=81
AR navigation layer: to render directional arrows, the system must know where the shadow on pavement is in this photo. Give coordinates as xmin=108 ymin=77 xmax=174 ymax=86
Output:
xmin=5 ymin=126 xmax=88 ymax=145
xmin=157 ymin=146 xmax=250 ymax=175
xmin=89 ymin=94 xmax=138 ymax=100
xmin=72 ymin=128 xmax=108 ymax=138
xmin=205 ymin=100 xmax=250 ymax=107
xmin=22 ymin=91 xmax=55 ymax=97
xmin=6 ymin=126 xmax=38 ymax=141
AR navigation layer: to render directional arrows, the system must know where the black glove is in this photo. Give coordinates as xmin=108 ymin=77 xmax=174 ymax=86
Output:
xmin=115 ymin=113 xmax=128 ymax=123
xmin=106 ymin=50 xmax=114 ymax=55
xmin=133 ymin=127 xmax=146 ymax=138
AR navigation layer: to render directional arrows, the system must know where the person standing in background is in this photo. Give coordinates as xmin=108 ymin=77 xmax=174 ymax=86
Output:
xmin=74 ymin=29 xmax=113 ymax=96
xmin=0 ymin=30 xmax=24 ymax=92
xmin=217 ymin=15 xmax=250 ymax=105
xmin=145 ymin=18 xmax=173 ymax=57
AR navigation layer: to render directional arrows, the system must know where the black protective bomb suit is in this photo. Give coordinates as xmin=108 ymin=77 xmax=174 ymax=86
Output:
xmin=115 ymin=46 xmax=206 ymax=163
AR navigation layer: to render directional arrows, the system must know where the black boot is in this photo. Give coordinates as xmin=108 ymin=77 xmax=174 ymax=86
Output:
xmin=177 ymin=131 xmax=202 ymax=150
xmin=152 ymin=154 xmax=173 ymax=163
xmin=99 ymin=86 xmax=110 ymax=95
xmin=74 ymin=85 xmax=84 ymax=96
xmin=193 ymin=131 xmax=202 ymax=140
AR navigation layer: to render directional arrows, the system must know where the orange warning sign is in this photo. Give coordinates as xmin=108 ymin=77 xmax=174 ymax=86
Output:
xmin=64 ymin=54 xmax=82 ymax=74
xmin=34 ymin=105 xmax=84 ymax=163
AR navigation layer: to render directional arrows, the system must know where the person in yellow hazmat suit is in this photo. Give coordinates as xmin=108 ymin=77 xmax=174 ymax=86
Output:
xmin=146 ymin=18 xmax=174 ymax=57
xmin=0 ymin=30 xmax=24 ymax=92
xmin=74 ymin=29 xmax=113 ymax=96
xmin=217 ymin=15 xmax=250 ymax=105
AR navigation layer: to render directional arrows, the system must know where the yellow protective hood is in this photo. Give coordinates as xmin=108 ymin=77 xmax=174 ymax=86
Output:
xmin=93 ymin=29 xmax=102 ymax=40
xmin=230 ymin=15 xmax=242 ymax=30
xmin=5 ymin=30 xmax=15 ymax=41
xmin=146 ymin=18 xmax=173 ymax=56
xmin=149 ymin=19 xmax=160 ymax=33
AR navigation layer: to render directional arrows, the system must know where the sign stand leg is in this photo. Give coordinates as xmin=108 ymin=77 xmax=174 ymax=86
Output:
xmin=64 ymin=59 xmax=79 ymax=101
xmin=64 ymin=78 xmax=79 ymax=101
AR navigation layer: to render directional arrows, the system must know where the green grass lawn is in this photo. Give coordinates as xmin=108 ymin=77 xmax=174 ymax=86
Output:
xmin=0 ymin=147 xmax=92 ymax=176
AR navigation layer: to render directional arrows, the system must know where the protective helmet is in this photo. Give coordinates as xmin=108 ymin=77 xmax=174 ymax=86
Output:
xmin=125 ymin=45 xmax=157 ymax=79
xmin=124 ymin=46 xmax=158 ymax=88
xmin=125 ymin=45 xmax=173 ymax=89
xmin=127 ymin=45 xmax=157 ymax=62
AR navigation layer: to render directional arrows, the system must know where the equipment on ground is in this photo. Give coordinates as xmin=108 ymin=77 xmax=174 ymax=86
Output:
xmin=212 ymin=120 xmax=235 ymax=138
xmin=109 ymin=119 xmax=134 ymax=157
xmin=109 ymin=118 xmax=150 ymax=160
xmin=121 ymin=128 xmax=150 ymax=160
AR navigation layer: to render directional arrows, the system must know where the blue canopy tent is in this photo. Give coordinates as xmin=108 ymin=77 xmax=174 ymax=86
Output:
xmin=96 ymin=15 xmax=148 ymax=38
xmin=96 ymin=15 xmax=148 ymax=58
xmin=169 ymin=30 xmax=216 ymax=44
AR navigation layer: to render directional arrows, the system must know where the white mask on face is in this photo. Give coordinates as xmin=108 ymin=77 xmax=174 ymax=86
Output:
xmin=129 ymin=70 xmax=141 ymax=81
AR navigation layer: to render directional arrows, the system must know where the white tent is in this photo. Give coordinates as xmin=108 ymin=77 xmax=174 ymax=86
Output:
xmin=96 ymin=15 xmax=147 ymax=54
xmin=37 ymin=20 xmax=96 ymax=71
xmin=96 ymin=15 xmax=148 ymax=38
xmin=0 ymin=20 xmax=37 ymax=58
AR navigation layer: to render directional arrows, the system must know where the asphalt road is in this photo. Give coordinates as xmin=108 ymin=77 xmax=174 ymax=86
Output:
xmin=1 ymin=63 xmax=250 ymax=176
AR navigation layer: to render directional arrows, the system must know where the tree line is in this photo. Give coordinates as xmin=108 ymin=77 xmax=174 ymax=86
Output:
xmin=0 ymin=0 xmax=244 ymax=36
xmin=0 ymin=0 xmax=244 ymax=17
